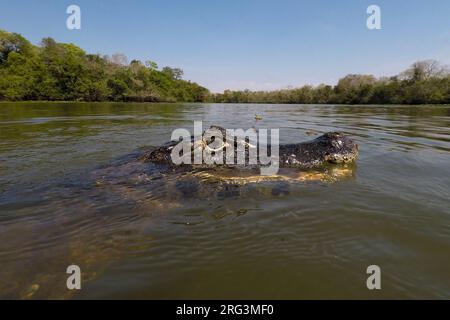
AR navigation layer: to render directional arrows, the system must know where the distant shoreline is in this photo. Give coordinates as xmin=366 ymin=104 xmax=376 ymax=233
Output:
xmin=1 ymin=100 xmax=449 ymax=106
xmin=1 ymin=30 xmax=449 ymax=105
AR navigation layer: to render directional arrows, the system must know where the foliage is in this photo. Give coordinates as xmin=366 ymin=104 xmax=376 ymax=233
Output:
xmin=1 ymin=30 xmax=449 ymax=105
xmin=0 ymin=30 xmax=209 ymax=102
xmin=213 ymin=60 xmax=450 ymax=105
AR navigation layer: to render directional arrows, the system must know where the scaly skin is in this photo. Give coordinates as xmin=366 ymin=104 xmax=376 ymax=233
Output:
xmin=142 ymin=126 xmax=359 ymax=170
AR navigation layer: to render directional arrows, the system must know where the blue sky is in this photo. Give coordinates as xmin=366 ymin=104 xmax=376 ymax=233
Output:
xmin=1 ymin=0 xmax=449 ymax=92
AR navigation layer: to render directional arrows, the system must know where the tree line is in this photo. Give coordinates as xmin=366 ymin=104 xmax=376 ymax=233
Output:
xmin=0 ymin=30 xmax=209 ymax=102
xmin=212 ymin=60 xmax=450 ymax=105
xmin=1 ymin=29 xmax=449 ymax=105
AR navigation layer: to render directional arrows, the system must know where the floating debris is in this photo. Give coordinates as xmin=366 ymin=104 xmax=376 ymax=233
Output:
xmin=22 ymin=284 xmax=40 ymax=299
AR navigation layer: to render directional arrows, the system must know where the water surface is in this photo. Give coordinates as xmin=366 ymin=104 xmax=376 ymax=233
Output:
xmin=0 ymin=102 xmax=449 ymax=299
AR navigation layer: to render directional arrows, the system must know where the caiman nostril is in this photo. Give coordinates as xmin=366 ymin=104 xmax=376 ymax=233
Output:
xmin=332 ymin=140 xmax=343 ymax=148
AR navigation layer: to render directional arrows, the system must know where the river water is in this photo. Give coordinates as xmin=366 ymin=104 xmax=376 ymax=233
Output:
xmin=0 ymin=102 xmax=449 ymax=299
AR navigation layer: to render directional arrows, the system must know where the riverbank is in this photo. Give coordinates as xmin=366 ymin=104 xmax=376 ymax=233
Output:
xmin=1 ymin=100 xmax=450 ymax=107
xmin=1 ymin=30 xmax=449 ymax=106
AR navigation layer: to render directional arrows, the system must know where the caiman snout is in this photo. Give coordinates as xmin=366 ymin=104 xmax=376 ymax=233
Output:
xmin=320 ymin=132 xmax=359 ymax=164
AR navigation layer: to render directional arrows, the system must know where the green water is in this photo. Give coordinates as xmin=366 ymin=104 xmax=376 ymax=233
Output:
xmin=0 ymin=102 xmax=450 ymax=299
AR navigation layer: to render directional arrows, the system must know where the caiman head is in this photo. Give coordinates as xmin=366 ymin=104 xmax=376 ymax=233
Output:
xmin=312 ymin=132 xmax=359 ymax=164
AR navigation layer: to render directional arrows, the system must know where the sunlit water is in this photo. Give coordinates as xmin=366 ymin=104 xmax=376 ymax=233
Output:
xmin=0 ymin=102 xmax=449 ymax=299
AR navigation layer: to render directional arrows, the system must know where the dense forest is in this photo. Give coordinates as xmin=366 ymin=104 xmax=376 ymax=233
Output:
xmin=0 ymin=30 xmax=210 ymax=102
xmin=212 ymin=60 xmax=450 ymax=105
xmin=1 ymin=29 xmax=449 ymax=105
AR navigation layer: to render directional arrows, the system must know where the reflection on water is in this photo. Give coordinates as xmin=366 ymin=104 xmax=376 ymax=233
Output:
xmin=0 ymin=102 xmax=450 ymax=299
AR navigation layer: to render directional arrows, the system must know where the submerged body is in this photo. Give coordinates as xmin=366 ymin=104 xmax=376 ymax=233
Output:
xmin=4 ymin=126 xmax=359 ymax=299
